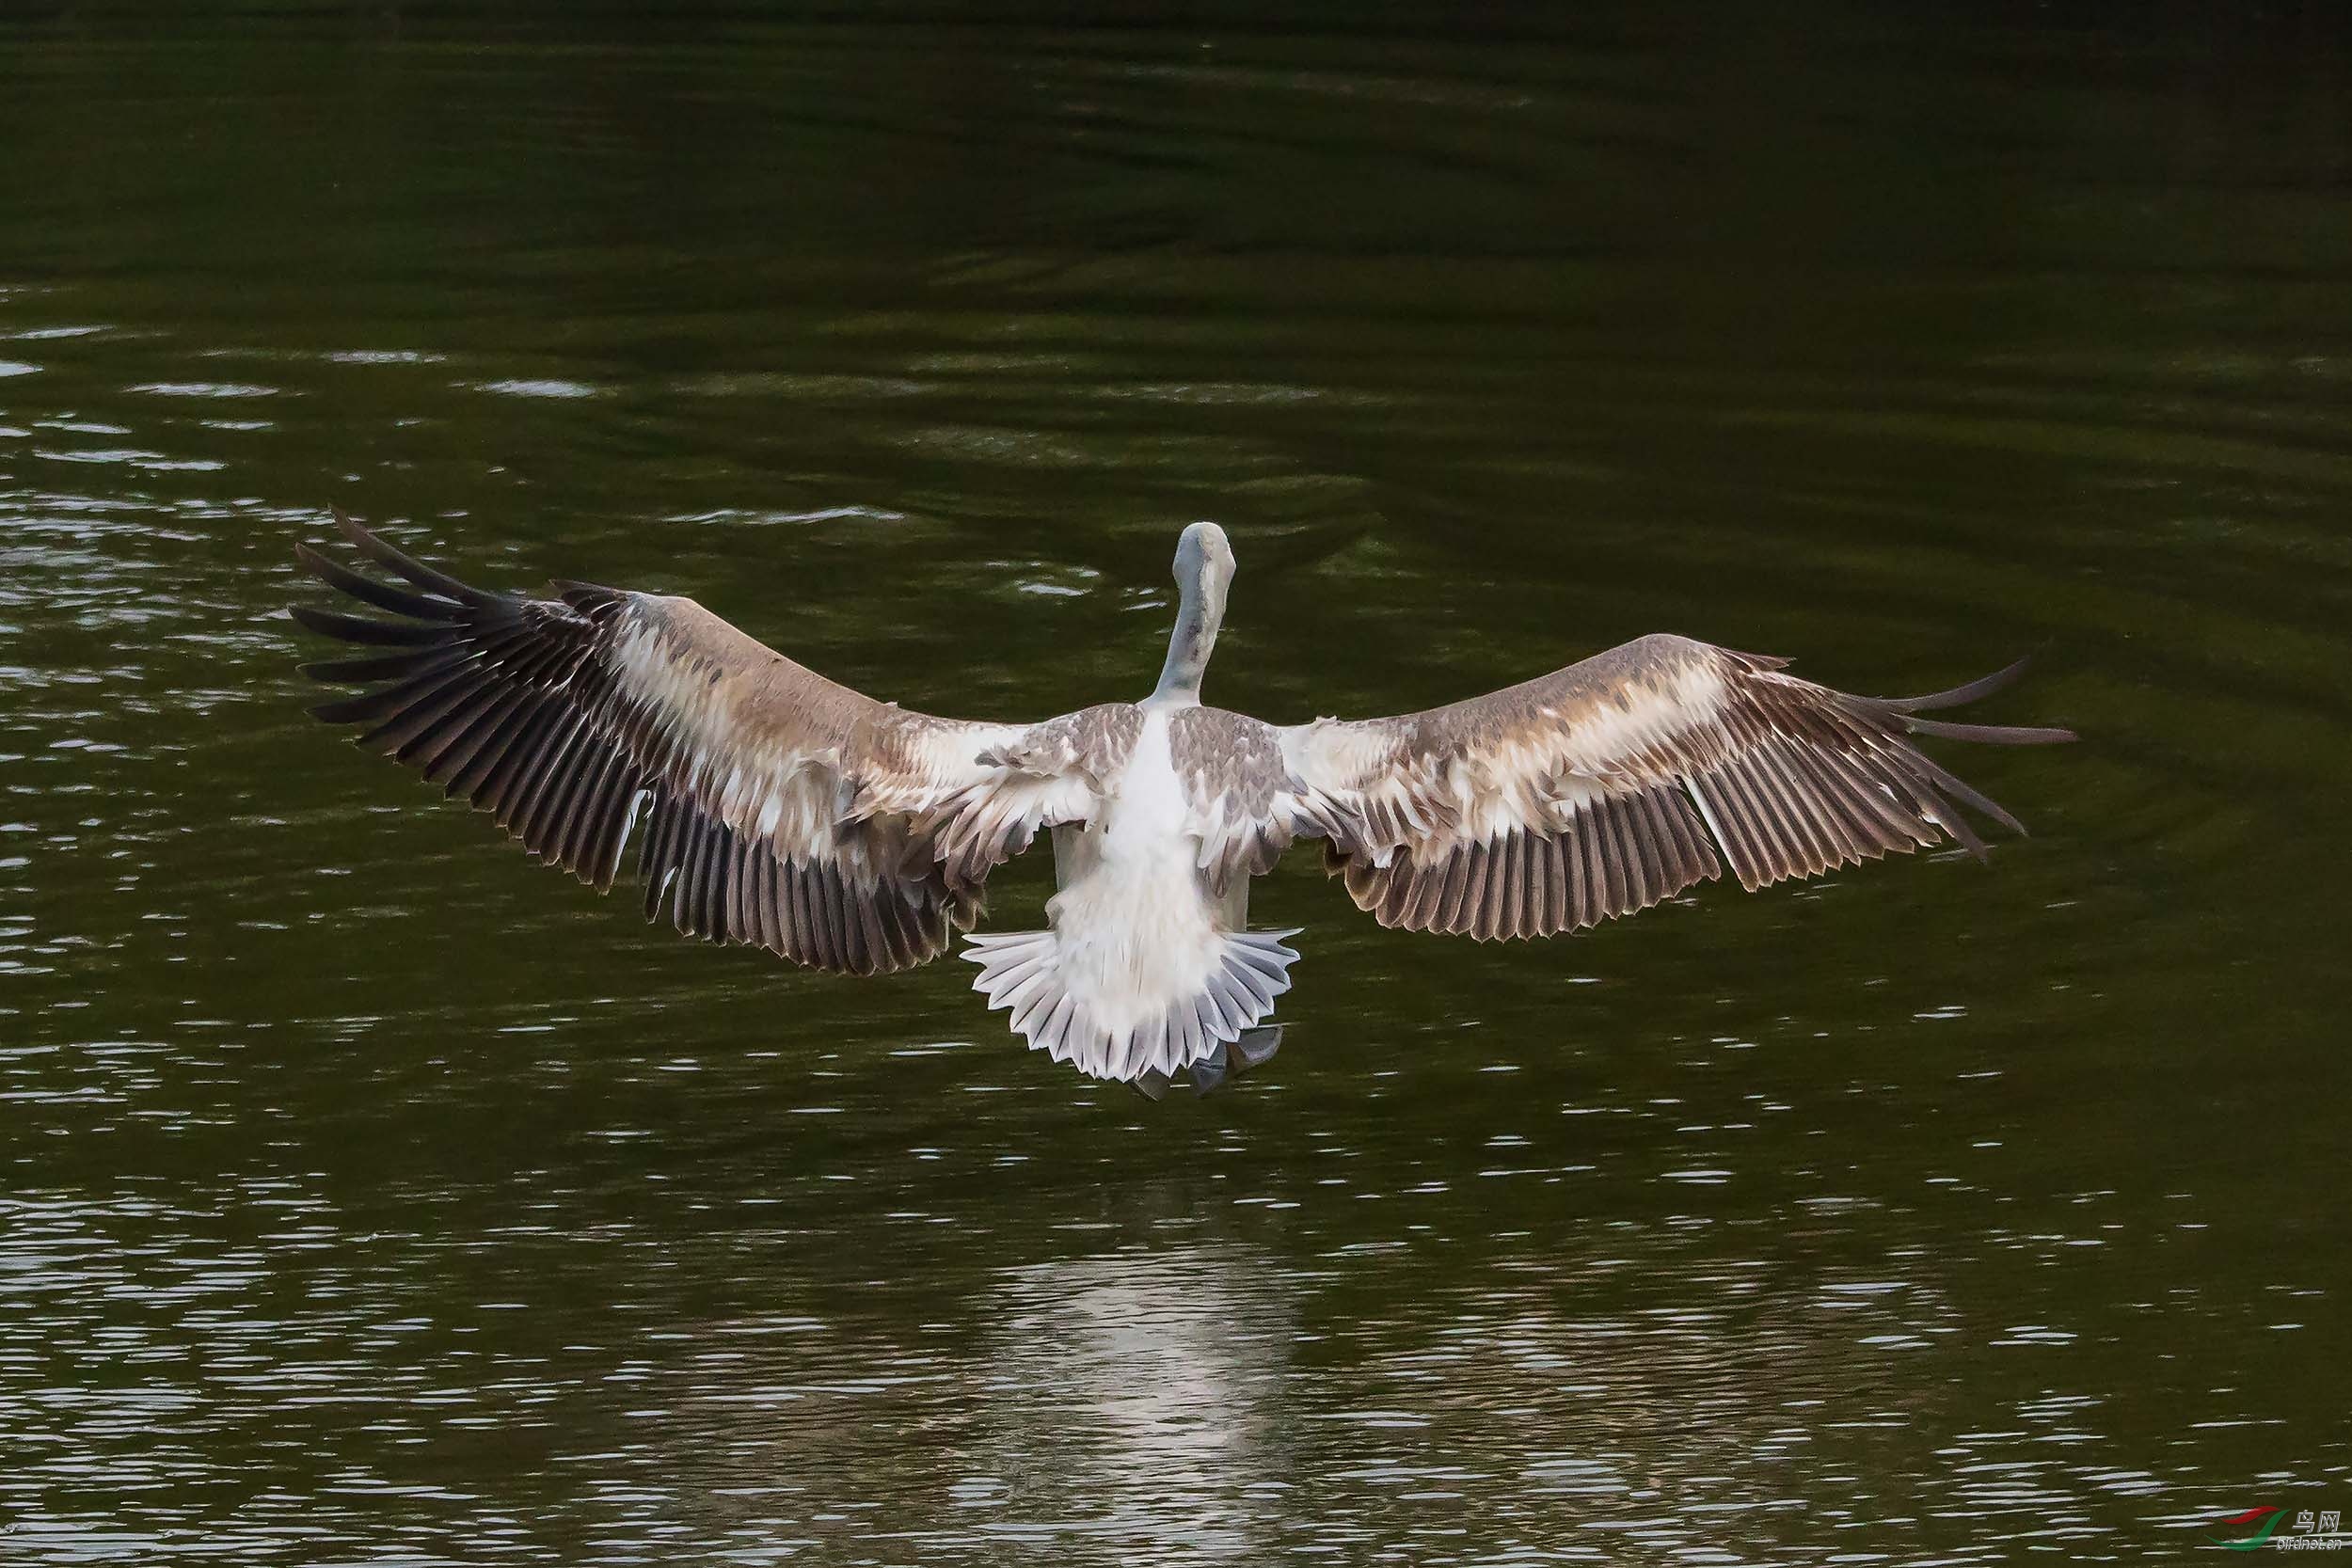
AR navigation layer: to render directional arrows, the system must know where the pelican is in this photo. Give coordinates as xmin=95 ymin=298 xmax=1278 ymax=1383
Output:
xmin=293 ymin=512 xmax=2074 ymax=1094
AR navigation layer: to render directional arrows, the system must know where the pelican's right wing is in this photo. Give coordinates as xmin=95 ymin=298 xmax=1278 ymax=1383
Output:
xmin=1278 ymin=633 xmax=2074 ymax=941
xmin=294 ymin=513 xmax=1112 ymax=974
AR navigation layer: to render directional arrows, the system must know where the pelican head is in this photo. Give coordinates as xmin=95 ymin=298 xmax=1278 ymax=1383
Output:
xmin=1154 ymin=521 xmax=1234 ymax=705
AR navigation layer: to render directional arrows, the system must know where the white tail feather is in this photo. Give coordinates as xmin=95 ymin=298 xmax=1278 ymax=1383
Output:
xmin=964 ymin=927 xmax=1300 ymax=1082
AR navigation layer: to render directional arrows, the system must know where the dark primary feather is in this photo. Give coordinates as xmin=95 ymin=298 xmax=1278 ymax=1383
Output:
xmin=1295 ymin=634 xmax=2074 ymax=943
xmin=292 ymin=510 xmax=1005 ymax=976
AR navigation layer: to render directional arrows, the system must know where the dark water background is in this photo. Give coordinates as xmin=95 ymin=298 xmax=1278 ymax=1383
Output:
xmin=3 ymin=7 xmax=2348 ymax=1562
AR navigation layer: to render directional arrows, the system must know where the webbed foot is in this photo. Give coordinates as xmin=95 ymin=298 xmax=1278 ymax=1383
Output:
xmin=1231 ymin=1023 xmax=1283 ymax=1071
xmin=1185 ymin=1025 xmax=1283 ymax=1095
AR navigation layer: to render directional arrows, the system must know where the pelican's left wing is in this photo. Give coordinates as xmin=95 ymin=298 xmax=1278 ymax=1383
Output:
xmin=1277 ymin=633 xmax=2074 ymax=940
xmin=293 ymin=512 xmax=1104 ymax=974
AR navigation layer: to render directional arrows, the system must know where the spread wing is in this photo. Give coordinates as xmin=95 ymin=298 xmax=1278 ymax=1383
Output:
xmin=292 ymin=512 xmax=1111 ymax=975
xmin=1279 ymin=632 xmax=2074 ymax=940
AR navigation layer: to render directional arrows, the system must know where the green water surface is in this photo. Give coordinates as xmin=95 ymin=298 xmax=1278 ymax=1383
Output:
xmin=1 ymin=8 xmax=2346 ymax=1563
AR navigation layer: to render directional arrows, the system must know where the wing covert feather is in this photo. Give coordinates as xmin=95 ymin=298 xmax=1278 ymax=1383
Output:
xmin=294 ymin=513 xmax=1118 ymax=974
xmin=1280 ymin=633 xmax=2072 ymax=941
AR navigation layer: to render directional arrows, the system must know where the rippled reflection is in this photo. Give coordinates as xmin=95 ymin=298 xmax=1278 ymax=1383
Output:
xmin=964 ymin=1246 xmax=1291 ymax=1558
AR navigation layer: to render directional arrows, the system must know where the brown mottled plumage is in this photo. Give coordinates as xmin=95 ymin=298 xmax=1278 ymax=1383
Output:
xmin=294 ymin=512 xmax=1106 ymax=976
xmin=294 ymin=513 xmax=2074 ymax=1089
xmin=1277 ymin=633 xmax=2064 ymax=941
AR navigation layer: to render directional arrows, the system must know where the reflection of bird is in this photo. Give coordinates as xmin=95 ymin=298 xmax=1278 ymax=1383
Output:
xmin=978 ymin=1244 xmax=1287 ymax=1549
xmin=294 ymin=512 xmax=2073 ymax=1094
